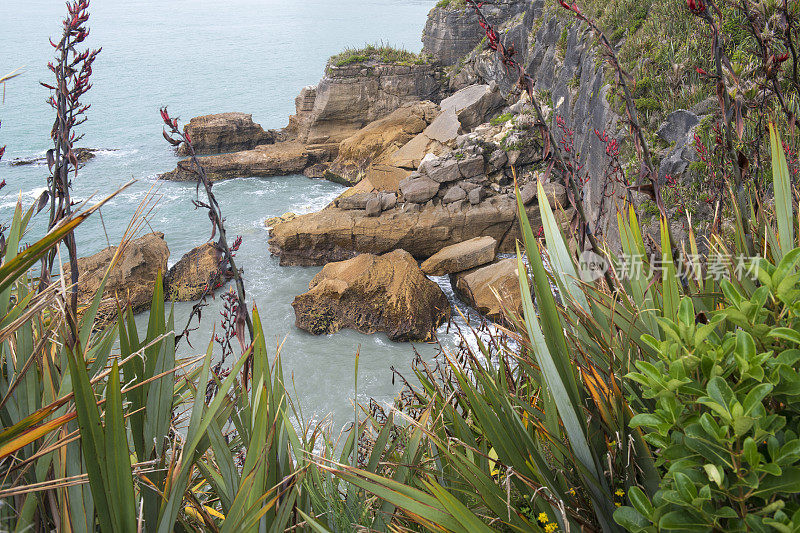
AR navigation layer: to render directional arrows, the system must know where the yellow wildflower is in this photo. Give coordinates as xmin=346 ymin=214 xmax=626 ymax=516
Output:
xmin=537 ymin=512 xmax=549 ymax=524
xmin=545 ymin=523 xmax=558 ymax=533
xmin=567 ymin=488 xmax=576 ymax=496
xmin=615 ymin=489 xmax=625 ymax=497
xmin=615 ymin=502 xmax=622 ymax=507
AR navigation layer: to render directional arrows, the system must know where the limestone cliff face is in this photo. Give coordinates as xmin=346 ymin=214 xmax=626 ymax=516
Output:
xmin=288 ymin=61 xmax=444 ymax=146
xmin=425 ymin=0 xmax=625 ymax=244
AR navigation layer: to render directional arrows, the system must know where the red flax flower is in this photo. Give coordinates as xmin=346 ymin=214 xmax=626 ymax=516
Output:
xmin=686 ymin=0 xmax=706 ymax=14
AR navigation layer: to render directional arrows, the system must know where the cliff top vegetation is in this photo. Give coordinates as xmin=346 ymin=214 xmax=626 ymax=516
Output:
xmin=329 ymin=44 xmax=429 ymax=67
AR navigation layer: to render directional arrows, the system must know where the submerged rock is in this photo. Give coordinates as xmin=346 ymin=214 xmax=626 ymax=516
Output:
xmin=451 ymin=257 xmax=523 ymax=322
xmin=177 ymin=113 xmax=276 ymax=155
xmin=10 ymin=147 xmax=103 ymax=166
xmin=64 ymin=232 xmax=169 ymax=321
xmin=292 ymin=249 xmax=450 ymax=341
xmin=421 ymin=236 xmax=497 ymax=276
xmin=165 ymin=242 xmax=229 ymax=302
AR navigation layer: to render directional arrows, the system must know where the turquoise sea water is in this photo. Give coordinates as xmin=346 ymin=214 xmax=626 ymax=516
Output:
xmin=0 ymin=0 xmax=470 ymax=429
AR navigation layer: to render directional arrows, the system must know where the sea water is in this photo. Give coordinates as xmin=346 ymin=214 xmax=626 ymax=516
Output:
xmin=0 ymin=0 xmax=486 ymax=429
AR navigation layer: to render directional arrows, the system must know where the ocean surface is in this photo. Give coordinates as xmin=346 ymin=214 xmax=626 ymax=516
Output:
xmin=0 ymin=0 xmax=484 ymax=430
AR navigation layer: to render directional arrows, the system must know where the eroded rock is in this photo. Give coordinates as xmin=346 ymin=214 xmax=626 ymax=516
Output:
xmin=64 ymin=232 xmax=169 ymax=321
xmin=290 ymin=62 xmax=443 ymax=145
xmin=325 ymin=101 xmax=439 ymax=186
xmin=440 ymin=84 xmax=505 ymax=131
xmin=269 ymin=194 xmax=568 ymax=266
xmin=292 ymin=249 xmax=450 ymax=341
xmin=161 ymin=142 xmax=311 ymax=181
xmin=165 ymin=242 xmax=229 ymax=302
xmin=400 ymin=175 xmax=440 ymax=203
xmin=177 ymin=113 xmax=275 ymax=155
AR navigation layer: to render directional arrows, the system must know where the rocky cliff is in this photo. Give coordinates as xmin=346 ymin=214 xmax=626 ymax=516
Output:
xmin=425 ymin=0 xmax=625 ymax=243
xmin=288 ymin=61 xmax=444 ymax=146
xmin=422 ymin=0 xmax=529 ymax=66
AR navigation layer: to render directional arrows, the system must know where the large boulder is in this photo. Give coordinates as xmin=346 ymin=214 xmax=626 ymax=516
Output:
xmin=64 ymin=232 xmax=169 ymax=321
xmin=656 ymin=110 xmax=700 ymax=144
xmin=440 ymin=84 xmax=505 ymax=131
xmin=165 ymin=242 xmax=228 ymax=302
xmin=421 ymin=236 xmax=497 ymax=276
xmin=399 ymin=174 xmax=440 ymax=203
xmin=269 ymin=194 xmax=571 ymax=266
xmin=177 ymin=113 xmax=276 ymax=155
xmin=325 ymin=101 xmax=439 ymax=185
xmin=377 ymin=83 xmax=502 ymax=173
xmin=161 ymin=141 xmax=311 ymax=181
xmin=292 ymin=249 xmax=451 ymax=341
xmin=451 ymin=258 xmax=523 ymax=322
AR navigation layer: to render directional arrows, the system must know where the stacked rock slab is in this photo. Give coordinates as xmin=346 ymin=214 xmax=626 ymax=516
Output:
xmin=177 ymin=113 xmax=277 ymax=155
xmin=292 ymin=249 xmax=451 ymax=341
xmin=161 ymin=142 xmax=311 ymax=182
xmin=292 ymin=61 xmax=443 ymax=146
xmin=324 ymin=101 xmax=440 ymax=186
xmin=269 ymin=194 xmax=556 ymax=266
xmin=386 ymin=83 xmax=504 ymax=170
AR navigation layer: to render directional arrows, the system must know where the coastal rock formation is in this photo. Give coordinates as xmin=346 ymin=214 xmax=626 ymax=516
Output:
xmin=292 ymin=249 xmax=450 ymax=341
xmin=436 ymin=0 xmax=627 ymax=244
xmin=421 ymin=236 xmax=497 ymax=276
xmin=422 ymin=1 xmax=529 ymax=66
xmin=439 ymin=83 xmax=505 ymax=131
xmin=64 ymin=232 xmax=169 ymax=320
xmin=289 ymin=61 xmax=443 ymax=146
xmin=161 ymin=142 xmax=311 ymax=181
xmin=165 ymin=242 xmax=228 ymax=302
xmin=269 ymin=194 xmax=565 ymax=266
xmin=521 ymin=181 xmax=568 ymax=206
xmin=177 ymin=113 xmax=276 ymax=155
xmin=451 ymin=257 xmax=523 ymax=322
xmin=385 ymin=83 xmax=503 ymax=169
xmin=325 ymin=101 xmax=439 ymax=186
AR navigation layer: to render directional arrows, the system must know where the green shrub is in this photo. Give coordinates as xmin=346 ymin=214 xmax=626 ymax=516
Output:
xmin=635 ymin=97 xmax=661 ymax=113
xmin=620 ymin=271 xmax=800 ymax=531
xmin=490 ymin=112 xmax=514 ymax=125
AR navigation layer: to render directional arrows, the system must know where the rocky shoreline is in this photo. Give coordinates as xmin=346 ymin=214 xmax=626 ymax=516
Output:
xmin=147 ymin=1 xmax=588 ymax=339
xmin=147 ymin=0 xmax=706 ymax=340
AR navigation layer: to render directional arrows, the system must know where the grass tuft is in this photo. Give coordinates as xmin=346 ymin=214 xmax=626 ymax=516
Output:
xmin=330 ymin=44 xmax=428 ymax=67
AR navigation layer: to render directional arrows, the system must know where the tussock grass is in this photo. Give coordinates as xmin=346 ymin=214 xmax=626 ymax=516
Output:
xmin=330 ymin=44 xmax=428 ymax=67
